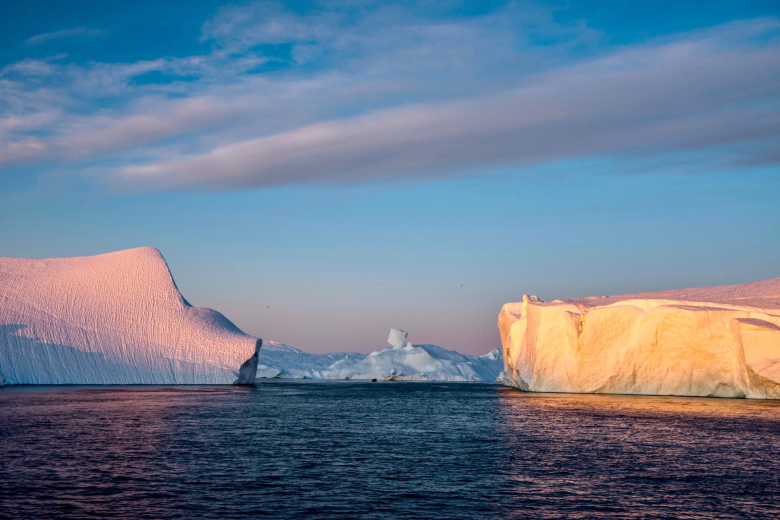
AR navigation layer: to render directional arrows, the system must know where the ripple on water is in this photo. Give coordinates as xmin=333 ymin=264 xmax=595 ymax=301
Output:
xmin=1 ymin=382 xmax=779 ymax=519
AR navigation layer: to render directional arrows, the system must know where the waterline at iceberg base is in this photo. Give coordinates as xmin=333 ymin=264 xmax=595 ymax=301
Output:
xmin=499 ymin=278 xmax=780 ymax=399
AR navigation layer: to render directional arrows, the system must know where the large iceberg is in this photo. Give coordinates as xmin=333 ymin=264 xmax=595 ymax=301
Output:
xmin=499 ymin=278 xmax=780 ymax=399
xmin=0 ymin=247 xmax=260 ymax=385
xmin=256 ymin=340 xmax=503 ymax=382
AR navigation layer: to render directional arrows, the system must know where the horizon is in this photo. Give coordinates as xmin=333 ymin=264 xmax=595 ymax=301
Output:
xmin=1 ymin=0 xmax=779 ymax=354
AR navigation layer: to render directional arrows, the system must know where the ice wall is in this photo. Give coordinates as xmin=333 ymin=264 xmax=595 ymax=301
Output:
xmin=499 ymin=278 xmax=780 ymax=399
xmin=0 ymin=247 xmax=259 ymax=385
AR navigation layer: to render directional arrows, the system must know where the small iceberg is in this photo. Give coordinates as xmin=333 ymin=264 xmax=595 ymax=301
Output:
xmin=255 ymin=330 xmax=502 ymax=382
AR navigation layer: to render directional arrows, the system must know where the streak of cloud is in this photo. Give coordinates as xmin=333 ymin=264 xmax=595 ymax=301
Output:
xmin=116 ymin=24 xmax=780 ymax=190
xmin=23 ymin=27 xmax=105 ymax=46
xmin=1 ymin=2 xmax=779 ymax=192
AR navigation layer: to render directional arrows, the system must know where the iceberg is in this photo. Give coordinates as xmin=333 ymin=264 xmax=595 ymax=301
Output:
xmin=328 ymin=343 xmax=501 ymax=382
xmin=255 ymin=339 xmax=503 ymax=382
xmin=387 ymin=328 xmax=408 ymax=349
xmin=499 ymin=278 xmax=780 ymax=399
xmin=0 ymin=247 xmax=260 ymax=385
xmin=0 ymin=247 xmax=502 ymax=385
xmin=256 ymin=342 xmax=360 ymax=379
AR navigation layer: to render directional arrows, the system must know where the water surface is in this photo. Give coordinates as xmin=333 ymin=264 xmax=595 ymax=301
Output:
xmin=1 ymin=382 xmax=779 ymax=519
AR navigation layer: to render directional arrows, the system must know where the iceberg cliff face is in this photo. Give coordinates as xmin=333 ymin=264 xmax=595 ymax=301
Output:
xmin=0 ymin=248 xmax=259 ymax=385
xmin=499 ymin=279 xmax=780 ymax=399
xmin=256 ymin=341 xmax=502 ymax=382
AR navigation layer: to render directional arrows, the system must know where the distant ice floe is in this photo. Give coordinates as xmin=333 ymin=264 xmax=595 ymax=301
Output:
xmin=256 ymin=332 xmax=502 ymax=382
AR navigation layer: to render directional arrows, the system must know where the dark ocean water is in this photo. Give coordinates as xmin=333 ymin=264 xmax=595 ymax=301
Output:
xmin=1 ymin=382 xmax=779 ymax=519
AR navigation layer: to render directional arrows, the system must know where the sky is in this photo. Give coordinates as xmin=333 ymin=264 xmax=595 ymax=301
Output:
xmin=1 ymin=0 xmax=779 ymax=354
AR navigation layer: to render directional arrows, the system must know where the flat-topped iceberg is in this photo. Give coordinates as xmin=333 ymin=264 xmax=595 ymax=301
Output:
xmin=257 ymin=340 xmax=502 ymax=382
xmin=0 ymin=247 xmax=260 ymax=385
xmin=499 ymin=278 xmax=780 ymax=399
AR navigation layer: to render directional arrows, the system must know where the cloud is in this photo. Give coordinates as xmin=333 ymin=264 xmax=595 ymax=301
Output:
xmin=202 ymin=2 xmax=341 ymax=49
xmin=23 ymin=27 xmax=105 ymax=47
xmin=115 ymin=21 xmax=780 ymax=190
xmin=200 ymin=1 xmax=598 ymax=73
xmin=56 ymin=97 xmax=237 ymax=159
xmin=3 ymin=2 xmax=564 ymax=166
xmin=0 ymin=137 xmax=47 ymax=163
xmin=1 ymin=3 xmax=779 ymax=191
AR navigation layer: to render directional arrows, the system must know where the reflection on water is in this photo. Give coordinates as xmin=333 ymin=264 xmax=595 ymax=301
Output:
xmin=1 ymin=383 xmax=779 ymax=519
xmin=496 ymin=391 xmax=780 ymax=518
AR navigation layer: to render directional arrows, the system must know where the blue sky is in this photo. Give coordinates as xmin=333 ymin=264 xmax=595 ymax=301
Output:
xmin=1 ymin=0 xmax=779 ymax=354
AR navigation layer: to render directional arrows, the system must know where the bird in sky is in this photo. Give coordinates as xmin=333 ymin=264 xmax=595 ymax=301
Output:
xmin=460 ymin=284 xmax=464 ymax=287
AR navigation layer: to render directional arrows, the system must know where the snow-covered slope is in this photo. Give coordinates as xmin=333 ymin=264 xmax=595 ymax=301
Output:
xmin=256 ymin=342 xmax=361 ymax=379
xmin=256 ymin=340 xmax=502 ymax=382
xmin=0 ymin=247 xmax=259 ymax=385
xmin=499 ymin=278 xmax=780 ymax=399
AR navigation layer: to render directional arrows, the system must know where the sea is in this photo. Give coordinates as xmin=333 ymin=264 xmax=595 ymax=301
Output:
xmin=1 ymin=382 xmax=779 ymax=519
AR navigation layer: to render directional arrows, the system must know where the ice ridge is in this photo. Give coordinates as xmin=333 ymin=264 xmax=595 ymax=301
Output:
xmin=0 ymin=247 xmax=259 ymax=385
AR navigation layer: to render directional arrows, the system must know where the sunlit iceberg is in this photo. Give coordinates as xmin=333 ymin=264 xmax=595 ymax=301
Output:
xmin=499 ymin=278 xmax=780 ymax=399
xmin=0 ymin=247 xmax=259 ymax=385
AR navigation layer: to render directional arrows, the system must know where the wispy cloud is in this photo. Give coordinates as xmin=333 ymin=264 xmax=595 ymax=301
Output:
xmin=23 ymin=27 xmax=105 ymax=47
xmin=115 ymin=24 xmax=780 ymax=190
xmin=1 ymin=2 xmax=779 ymax=192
